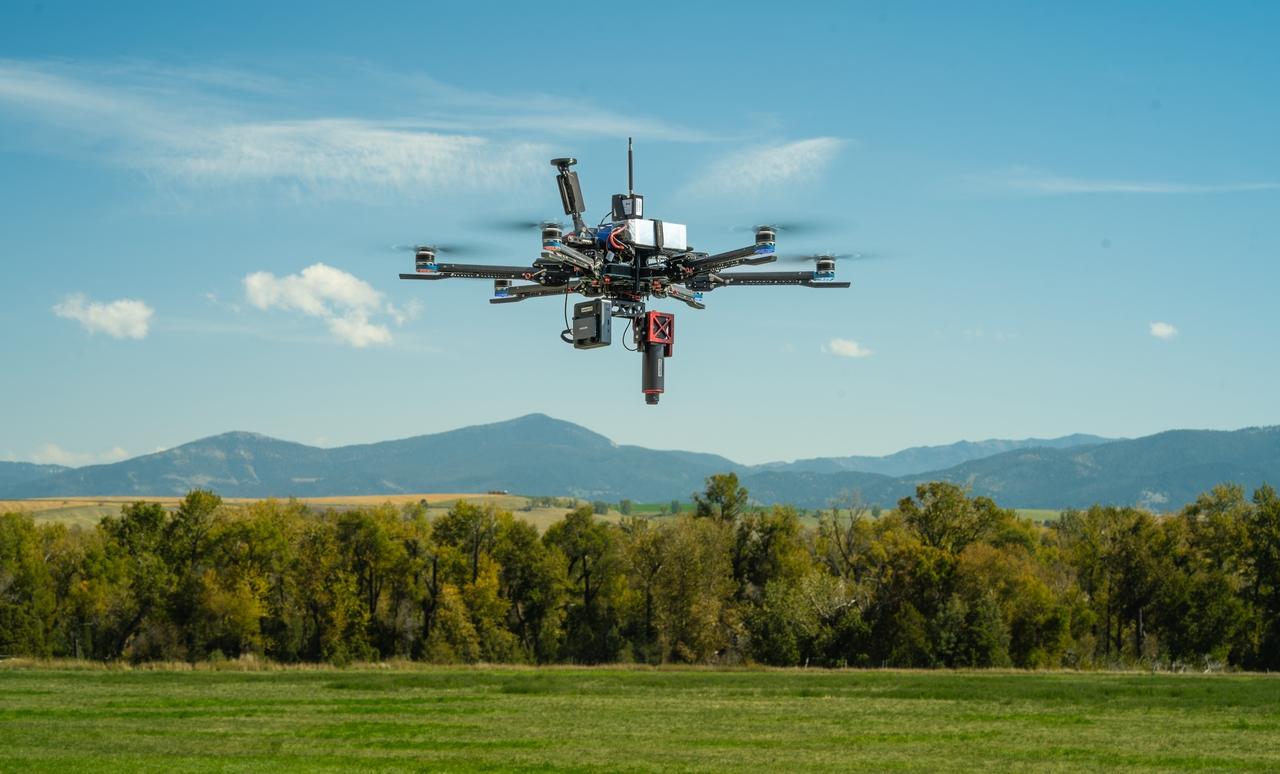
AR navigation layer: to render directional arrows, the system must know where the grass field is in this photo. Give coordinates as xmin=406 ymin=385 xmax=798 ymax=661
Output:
xmin=0 ymin=665 xmax=1276 ymax=771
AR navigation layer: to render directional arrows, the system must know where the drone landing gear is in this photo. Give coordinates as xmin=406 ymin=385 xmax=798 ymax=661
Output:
xmin=639 ymin=311 xmax=674 ymax=405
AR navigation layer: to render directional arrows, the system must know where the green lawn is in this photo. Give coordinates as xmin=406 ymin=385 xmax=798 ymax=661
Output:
xmin=1 ymin=665 xmax=1277 ymax=772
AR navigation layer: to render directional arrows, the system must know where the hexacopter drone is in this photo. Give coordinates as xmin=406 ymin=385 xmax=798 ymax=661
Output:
xmin=400 ymin=140 xmax=852 ymax=404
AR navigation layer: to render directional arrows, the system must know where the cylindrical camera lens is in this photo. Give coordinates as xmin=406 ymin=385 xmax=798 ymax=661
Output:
xmin=642 ymin=343 xmax=665 ymax=403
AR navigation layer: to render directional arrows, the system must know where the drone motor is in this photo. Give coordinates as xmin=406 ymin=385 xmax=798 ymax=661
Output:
xmin=415 ymin=247 xmax=437 ymax=273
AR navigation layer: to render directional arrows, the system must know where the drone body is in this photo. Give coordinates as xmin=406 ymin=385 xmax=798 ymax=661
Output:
xmin=400 ymin=140 xmax=852 ymax=404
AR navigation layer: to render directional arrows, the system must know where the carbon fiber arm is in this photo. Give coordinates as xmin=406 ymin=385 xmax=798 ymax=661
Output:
xmin=399 ymin=263 xmax=539 ymax=281
xmin=689 ymin=271 xmax=851 ymax=289
xmin=489 ymin=283 xmax=583 ymax=304
xmin=680 ymin=244 xmax=777 ymax=275
xmin=663 ymin=285 xmax=707 ymax=310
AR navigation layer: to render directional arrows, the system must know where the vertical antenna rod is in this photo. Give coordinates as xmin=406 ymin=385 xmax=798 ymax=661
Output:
xmin=611 ymin=138 xmax=644 ymax=222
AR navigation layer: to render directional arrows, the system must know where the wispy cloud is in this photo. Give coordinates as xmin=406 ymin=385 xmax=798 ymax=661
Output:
xmin=52 ymin=293 xmax=154 ymax=339
xmin=243 ymin=263 xmax=415 ymax=347
xmin=823 ymin=337 xmax=874 ymax=358
xmin=683 ymin=137 xmax=846 ymax=196
xmin=966 ymin=166 xmax=1280 ymax=196
xmin=159 ymin=119 xmax=546 ymax=191
xmin=398 ymin=73 xmax=716 ymax=142
xmin=1149 ymin=321 xmax=1178 ymax=340
xmin=0 ymin=59 xmax=725 ymax=198
xmin=0 ymin=60 xmax=550 ymax=195
xmin=27 ymin=442 xmax=130 ymax=467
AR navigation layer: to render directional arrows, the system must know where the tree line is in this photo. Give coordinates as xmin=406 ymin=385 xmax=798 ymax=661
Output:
xmin=2 ymin=476 xmax=1278 ymax=669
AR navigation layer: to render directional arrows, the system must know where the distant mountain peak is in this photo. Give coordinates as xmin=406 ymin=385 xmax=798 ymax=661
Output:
xmin=212 ymin=430 xmax=278 ymax=442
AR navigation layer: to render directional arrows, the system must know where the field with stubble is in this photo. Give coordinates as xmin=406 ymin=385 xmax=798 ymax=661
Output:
xmin=0 ymin=493 xmax=579 ymax=530
xmin=1 ymin=665 xmax=1277 ymax=772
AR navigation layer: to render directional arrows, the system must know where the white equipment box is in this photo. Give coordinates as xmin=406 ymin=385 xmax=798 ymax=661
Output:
xmin=624 ymin=219 xmax=687 ymax=252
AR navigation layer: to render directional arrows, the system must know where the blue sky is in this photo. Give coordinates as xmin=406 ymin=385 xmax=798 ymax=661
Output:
xmin=1 ymin=1 xmax=1277 ymax=466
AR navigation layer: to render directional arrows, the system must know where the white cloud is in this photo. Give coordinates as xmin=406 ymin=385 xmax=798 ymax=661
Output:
xmin=1149 ymin=321 xmax=1178 ymax=340
xmin=52 ymin=293 xmax=153 ymax=339
xmin=244 ymin=263 xmax=412 ymax=347
xmin=968 ymin=167 xmax=1280 ymax=196
xmin=684 ymin=137 xmax=846 ymax=196
xmin=824 ymin=337 xmax=874 ymax=358
xmin=325 ymin=312 xmax=392 ymax=348
xmin=29 ymin=443 xmax=130 ymax=467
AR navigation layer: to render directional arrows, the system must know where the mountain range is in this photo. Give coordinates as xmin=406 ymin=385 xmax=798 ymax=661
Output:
xmin=755 ymin=434 xmax=1114 ymax=477
xmin=0 ymin=461 xmax=70 ymax=490
xmin=2 ymin=415 xmax=1278 ymax=510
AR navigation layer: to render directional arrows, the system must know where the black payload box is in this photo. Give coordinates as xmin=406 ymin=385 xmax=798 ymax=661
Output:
xmin=572 ymin=299 xmax=611 ymax=349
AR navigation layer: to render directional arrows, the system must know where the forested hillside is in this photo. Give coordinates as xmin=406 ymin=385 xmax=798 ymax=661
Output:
xmin=758 ymin=433 xmax=1111 ymax=476
xmin=3 ymin=475 xmax=1278 ymax=670
xmin=0 ymin=461 xmax=68 ymax=489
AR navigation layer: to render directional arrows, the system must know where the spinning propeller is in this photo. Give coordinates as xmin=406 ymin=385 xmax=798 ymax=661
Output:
xmin=731 ymin=221 xmax=827 ymax=236
xmin=388 ymin=242 xmax=484 ymax=257
xmin=492 ymin=219 xmax=567 ymax=234
xmin=776 ymin=251 xmax=887 ymax=264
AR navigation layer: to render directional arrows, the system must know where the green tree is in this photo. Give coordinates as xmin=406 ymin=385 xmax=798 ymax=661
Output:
xmin=40 ymin=520 xmax=107 ymax=659
xmin=1247 ymin=485 xmax=1280 ymax=668
xmin=1057 ymin=505 xmax=1160 ymax=662
xmin=99 ymin=500 xmax=178 ymax=660
xmin=209 ymin=498 xmax=306 ymax=661
xmin=387 ymin=509 xmax=447 ymax=660
xmin=618 ymin=516 xmax=667 ymax=661
xmin=432 ymin=501 xmax=499 ymax=584
xmin=293 ymin=518 xmax=368 ymax=664
xmin=749 ymin=570 xmax=864 ymax=667
xmin=953 ymin=541 xmax=1066 ymax=667
xmin=0 ymin=513 xmax=56 ymax=657
xmin=897 ymin=482 xmax=1012 ymax=554
xmin=494 ymin=515 xmax=566 ymax=662
xmin=694 ymin=473 xmax=749 ymax=524
xmin=543 ymin=506 xmax=623 ymax=662
xmin=733 ymin=505 xmax=808 ymax=601
xmin=335 ymin=505 xmax=405 ymax=657
xmin=651 ymin=516 xmax=737 ymax=663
